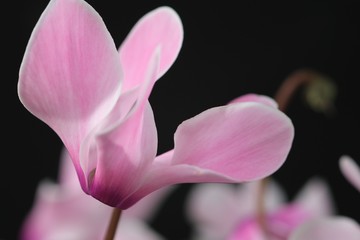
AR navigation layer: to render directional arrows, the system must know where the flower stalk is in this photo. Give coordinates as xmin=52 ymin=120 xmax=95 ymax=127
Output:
xmin=256 ymin=177 xmax=269 ymax=236
xmin=104 ymin=208 xmax=122 ymax=240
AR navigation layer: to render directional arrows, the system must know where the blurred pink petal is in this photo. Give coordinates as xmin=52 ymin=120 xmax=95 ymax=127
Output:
xmin=243 ymin=178 xmax=333 ymax=240
xmin=58 ymin=147 xmax=83 ymax=194
xmin=186 ymin=177 xmax=334 ymax=240
xmin=293 ymin=177 xmax=335 ymax=217
xmin=339 ymin=155 xmax=360 ymax=192
xmin=289 ymin=216 xmax=360 ymax=240
xmin=229 ymin=205 xmax=315 ymax=240
xmin=266 ymin=204 xmax=313 ymax=239
xmin=21 ymin=148 xmax=169 ymax=240
xmin=185 ymin=181 xmax=286 ymax=240
xmin=186 ymin=183 xmax=243 ymax=240
xmin=228 ymin=220 xmax=267 ymax=240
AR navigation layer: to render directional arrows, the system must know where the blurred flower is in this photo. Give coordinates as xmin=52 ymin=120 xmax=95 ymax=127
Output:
xmin=289 ymin=216 xmax=360 ymax=240
xmin=287 ymin=155 xmax=360 ymax=240
xmin=18 ymin=0 xmax=294 ymax=209
xmin=21 ymin=148 xmax=171 ymax=240
xmin=186 ymin=178 xmax=334 ymax=240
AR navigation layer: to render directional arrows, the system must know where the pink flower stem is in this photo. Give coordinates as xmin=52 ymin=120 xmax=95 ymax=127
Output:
xmin=256 ymin=68 xmax=323 ymax=238
xmin=104 ymin=208 xmax=122 ymax=240
xmin=256 ymin=177 xmax=269 ymax=236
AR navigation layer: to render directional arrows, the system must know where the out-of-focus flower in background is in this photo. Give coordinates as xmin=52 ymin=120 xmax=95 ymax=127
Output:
xmin=20 ymin=148 xmax=172 ymax=240
xmin=287 ymin=156 xmax=360 ymax=240
xmin=289 ymin=216 xmax=360 ymax=240
xmin=18 ymin=0 xmax=294 ymax=209
xmin=186 ymin=177 xmax=334 ymax=240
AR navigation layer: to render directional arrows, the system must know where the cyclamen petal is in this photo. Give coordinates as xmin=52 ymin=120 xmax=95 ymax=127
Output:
xmin=289 ymin=217 xmax=360 ymax=240
xmin=171 ymin=102 xmax=293 ymax=181
xmin=185 ymin=177 xmax=333 ymax=240
xmin=339 ymin=155 xmax=360 ymax=192
xmin=90 ymin=102 xmax=158 ymax=207
xmin=185 ymin=181 xmax=286 ymax=240
xmin=293 ymin=177 xmax=335 ymax=217
xmin=88 ymin=49 xmax=161 ymax=207
xmin=229 ymin=93 xmax=279 ymax=108
xmin=18 ymin=0 xmax=123 ymax=186
xmin=122 ymin=101 xmax=294 ymax=208
xmin=229 ymin=205 xmax=312 ymax=240
xmin=119 ymin=5 xmax=183 ymax=93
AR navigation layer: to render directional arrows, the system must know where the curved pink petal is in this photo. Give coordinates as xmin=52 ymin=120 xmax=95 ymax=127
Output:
xmin=96 ymin=47 xmax=161 ymax=136
xmin=76 ymin=88 xmax=141 ymax=182
xmin=89 ymin=101 xmax=157 ymax=208
xmin=289 ymin=216 xmax=360 ymax=240
xmin=121 ymin=102 xmax=294 ymax=208
xmin=119 ymin=6 xmax=183 ymax=93
xmin=339 ymin=155 xmax=360 ymax=192
xmin=266 ymin=204 xmax=313 ymax=239
xmin=88 ymin=50 xmax=160 ymax=207
xmin=228 ymin=220 xmax=267 ymax=240
xmin=229 ymin=205 xmax=314 ymax=240
xmin=18 ymin=0 xmax=122 ymax=185
xmin=171 ymin=102 xmax=294 ymax=180
xmin=185 ymin=180 xmax=286 ymax=240
xmin=58 ymin=147 xmax=82 ymax=194
xmin=293 ymin=177 xmax=335 ymax=217
xmin=229 ymin=93 xmax=278 ymax=108
xmin=78 ymin=48 xmax=160 ymax=195
xmin=186 ymin=183 xmax=243 ymax=240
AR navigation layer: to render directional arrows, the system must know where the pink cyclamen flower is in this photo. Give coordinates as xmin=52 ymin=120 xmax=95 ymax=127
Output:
xmin=186 ymin=178 xmax=334 ymax=240
xmin=21 ymin=148 xmax=171 ymax=240
xmin=289 ymin=217 xmax=360 ymax=240
xmin=286 ymin=155 xmax=360 ymax=240
xmin=18 ymin=0 xmax=294 ymax=209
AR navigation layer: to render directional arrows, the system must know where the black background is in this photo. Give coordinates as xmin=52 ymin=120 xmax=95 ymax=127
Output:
xmin=4 ymin=0 xmax=360 ymax=239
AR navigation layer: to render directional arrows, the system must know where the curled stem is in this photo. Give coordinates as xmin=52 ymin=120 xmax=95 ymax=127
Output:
xmin=274 ymin=69 xmax=318 ymax=112
xmin=104 ymin=208 xmax=122 ymax=240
